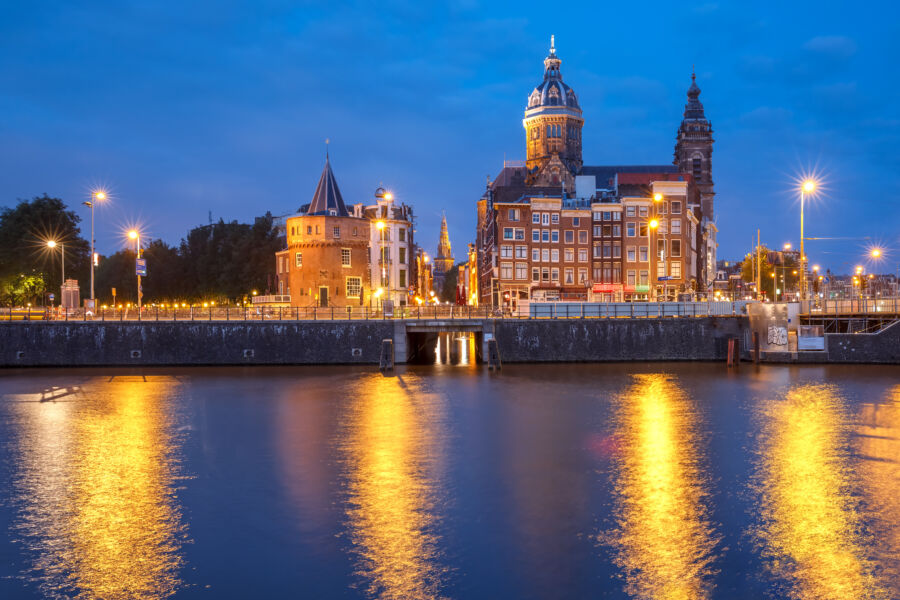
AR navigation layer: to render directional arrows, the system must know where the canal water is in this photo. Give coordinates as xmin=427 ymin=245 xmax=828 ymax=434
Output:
xmin=0 ymin=363 xmax=898 ymax=599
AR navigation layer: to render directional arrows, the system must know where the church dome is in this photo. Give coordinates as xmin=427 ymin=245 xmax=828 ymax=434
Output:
xmin=526 ymin=37 xmax=580 ymax=112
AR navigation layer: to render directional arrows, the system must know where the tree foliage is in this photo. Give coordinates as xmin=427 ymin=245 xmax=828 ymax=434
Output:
xmin=2 ymin=194 xmax=281 ymax=305
xmin=0 ymin=195 xmax=90 ymax=302
xmin=741 ymin=247 xmax=800 ymax=300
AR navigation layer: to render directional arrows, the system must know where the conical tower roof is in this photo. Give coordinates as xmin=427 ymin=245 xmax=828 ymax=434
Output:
xmin=306 ymin=154 xmax=349 ymax=216
xmin=437 ymin=213 xmax=452 ymax=259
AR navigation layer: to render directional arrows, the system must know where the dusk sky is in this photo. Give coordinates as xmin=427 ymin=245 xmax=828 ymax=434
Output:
xmin=3 ymin=1 xmax=899 ymax=273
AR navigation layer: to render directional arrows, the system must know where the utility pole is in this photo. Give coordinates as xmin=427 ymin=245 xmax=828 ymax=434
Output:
xmin=756 ymin=229 xmax=761 ymax=300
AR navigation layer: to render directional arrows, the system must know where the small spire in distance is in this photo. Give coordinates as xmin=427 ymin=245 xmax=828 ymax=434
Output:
xmin=325 ymin=138 xmax=330 ymax=159
xmin=550 ymin=34 xmax=556 ymax=55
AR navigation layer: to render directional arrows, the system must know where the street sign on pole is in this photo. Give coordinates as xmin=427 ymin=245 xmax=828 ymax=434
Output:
xmin=136 ymin=259 xmax=147 ymax=276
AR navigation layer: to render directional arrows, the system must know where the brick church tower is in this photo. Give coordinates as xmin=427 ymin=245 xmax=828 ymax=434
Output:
xmin=523 ymin=36 xmax=583 ymax=190
xmin=674 ymin=71 xmax=715 ymax=218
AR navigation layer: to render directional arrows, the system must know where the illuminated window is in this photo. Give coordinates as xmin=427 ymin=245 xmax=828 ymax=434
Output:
xmin=346 ymin=277 xmax=362 ymax=298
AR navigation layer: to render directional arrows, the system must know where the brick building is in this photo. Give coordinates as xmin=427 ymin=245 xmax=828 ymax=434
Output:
xmin=476 ymin=39 xmax=717 ymax=305
xmin=275 ymin=156 xmax=371 ymax=307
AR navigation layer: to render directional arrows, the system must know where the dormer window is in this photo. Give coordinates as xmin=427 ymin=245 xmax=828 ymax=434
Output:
xmin=328 ymin=209 xmax=337 ymax=216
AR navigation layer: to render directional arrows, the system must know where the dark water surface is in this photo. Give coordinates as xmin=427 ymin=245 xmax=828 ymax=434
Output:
xmin=1 ymin=363 xmax=898 ymax=599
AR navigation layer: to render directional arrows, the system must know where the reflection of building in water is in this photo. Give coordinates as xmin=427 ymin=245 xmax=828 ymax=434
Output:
xmin=753 ymin=384 xmax=884 ymax=599
xmin=606 ymin=374 xmax=719 ymax=598
xmin=855 ymin=384 xmax=900 ymax=590
xmin=338 ymin=374 xmax=448 ymax=599
xmin=9 ymin=377 xmax=188 ymax=599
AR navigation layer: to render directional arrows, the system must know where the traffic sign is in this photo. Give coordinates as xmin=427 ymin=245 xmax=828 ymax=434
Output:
xmin=136 ymin=258 xmax=147 ymax=276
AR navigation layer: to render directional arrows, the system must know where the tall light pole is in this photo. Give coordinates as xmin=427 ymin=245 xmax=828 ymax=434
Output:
xmin=46 ymin=240 xmax=64 ymax=306
xmin=653 ymin=192 xmax=667 ymax=300
xmin=649 ymin=217 xmax=659 ymax=301
xmin=83 ymin=190 xmax=106 ymax=305
xmin=799 ymin=179 xmax=816 ymax=301
xmin=128 ymin=229 xmax=142 ymax=310
xmin=376 ymin=220 xmax=387 ymax=298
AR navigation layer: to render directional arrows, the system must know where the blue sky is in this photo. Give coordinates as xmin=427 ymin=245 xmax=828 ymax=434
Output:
xmin=2 ymin=1 xmax=899 ymax=273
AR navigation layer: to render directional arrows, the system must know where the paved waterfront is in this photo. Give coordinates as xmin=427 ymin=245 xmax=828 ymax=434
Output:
xmin=1 ymin=362 xmax=898 ymax=599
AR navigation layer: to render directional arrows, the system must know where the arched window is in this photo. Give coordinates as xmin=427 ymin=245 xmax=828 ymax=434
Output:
xmin=692 ymin=157 xmax=702 ymax=181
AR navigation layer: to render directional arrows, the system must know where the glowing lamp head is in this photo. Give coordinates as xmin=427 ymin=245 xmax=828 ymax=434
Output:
xmin=94 ymin=190 xmax=107 ymax=201
xmin=128 ymin=230 xmax=138 ymax=240
xmin=856 ymin=266 xmax=863 ymax=274
xmin=384 ymin=192 xmax=393 ymax=201
xmin=802 ymin=180 xmax=816 ymax=193
xmin=783 ymin=243 xmax=791 ymax=250
xmin=374 ymin=288 xmax=384 ymax=298
xmin=872 ymin=248 xmax=882 ymax=258
xmin=375 ymin=221 xmax=385 ymax=230
xmin=653 ymin=193 xmax=663 ymax=202
xmin=649 ymin=219 xmax=659 ymax=230
xmin=46 ymin=240 xmax=57 ymax=248
xmin=812 ymin=265 xmax=819 ymax=272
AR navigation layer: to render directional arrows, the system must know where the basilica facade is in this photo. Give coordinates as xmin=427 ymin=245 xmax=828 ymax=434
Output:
xmin=476 ymin=38 xmax=717 ymax=306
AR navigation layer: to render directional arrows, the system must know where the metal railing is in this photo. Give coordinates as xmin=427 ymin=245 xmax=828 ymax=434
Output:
xmin=801 ymin=298 xmax=900 ymax=315
xmin=1 ymin=301 xmax=755 ymax=322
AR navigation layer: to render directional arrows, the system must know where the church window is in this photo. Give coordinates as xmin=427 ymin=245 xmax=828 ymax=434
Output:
xmin=693 ymin=157 xmax=702 ymax=181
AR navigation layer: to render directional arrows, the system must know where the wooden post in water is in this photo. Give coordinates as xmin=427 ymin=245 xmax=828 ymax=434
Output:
xmin=752 ymin=331 xmax=760 ymax=364
xmin=379 ymin=339 xmax=394 ymax=372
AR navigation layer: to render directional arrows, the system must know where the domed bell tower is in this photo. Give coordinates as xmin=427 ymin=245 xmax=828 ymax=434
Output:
xmin=523 ymin=36 xmax=584 ymax=189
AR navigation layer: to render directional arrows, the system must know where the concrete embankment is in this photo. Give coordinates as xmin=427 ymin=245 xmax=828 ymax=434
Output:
xmin=1 ymin=317 xmax=897 ymax=367
xmin=0 ymin=321 xmax=393 ymax=367
xmin=495 ymin=317 xmax=744 ymax=362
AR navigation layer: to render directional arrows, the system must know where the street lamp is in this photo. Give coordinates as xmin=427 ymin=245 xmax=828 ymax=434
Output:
xmin=648 ymin=218 xmax=660 ymax=301
xmin=128 ymin=229 xmax=142 ymax=310
xmin=46 ymin=240 xmax=64 ymax=307
xmin=82 ymin=190 xmax=107 ymax=307
xmin=376 ymin=220 xmax=387 ymax=301
xmin=798 ymin=179 xmax=817 ymax=301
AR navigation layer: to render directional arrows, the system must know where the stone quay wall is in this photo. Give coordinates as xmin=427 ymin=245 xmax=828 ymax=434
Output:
xmin=494 ymin=317 xmax=746 ymax=363
xmin=826 ymin=320 xmax=900 ymax=364
xmin=0 ymin=321 xmax=394 ymax=367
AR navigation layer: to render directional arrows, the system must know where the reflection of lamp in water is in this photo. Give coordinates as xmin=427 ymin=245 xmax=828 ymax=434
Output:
xmin=340 ymin=375 xmax=446 ymax=598
xmin=753 ymin=384 xmax=883 ymax=598
xmin=606 ymin=374 xmax=719 ymax=598
xmin=11 ymin=377 xmax=187 ymax=598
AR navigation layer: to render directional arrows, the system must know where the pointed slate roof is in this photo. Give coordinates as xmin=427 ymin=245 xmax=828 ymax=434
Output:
xmin=306 ymin=155 xmax=349 ymax=216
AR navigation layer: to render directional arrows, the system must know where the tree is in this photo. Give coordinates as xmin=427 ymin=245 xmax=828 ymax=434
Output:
xmin=741 ymin=247 xmax=800 ymax=301
xmin=0 ymin=273 xmax=46 ymax=306
xmin=0 ymin=195 xmax=90 ymax=304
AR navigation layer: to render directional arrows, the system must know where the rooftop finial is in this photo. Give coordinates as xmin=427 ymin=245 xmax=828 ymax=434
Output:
xmin=325 ymin=137 xmax=330 ymax=159
xmin=692 ymin=64 xmax=696 ymax=81
xmin=550 ymin=34 xmax=556 ymax=55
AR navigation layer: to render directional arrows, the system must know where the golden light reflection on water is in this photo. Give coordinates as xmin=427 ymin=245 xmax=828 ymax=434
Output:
xmin=10 ymin=377 xmax=188 ymax=599
xmin=752 ymin=383 xmax=885 ymax=600
xmin=607 ymin=374 xmax=719 ymax=599
xmin=339 ymin=374 xmax=448 ymax=600
xmin=855 ymin=384 xmax=900 ymax=588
